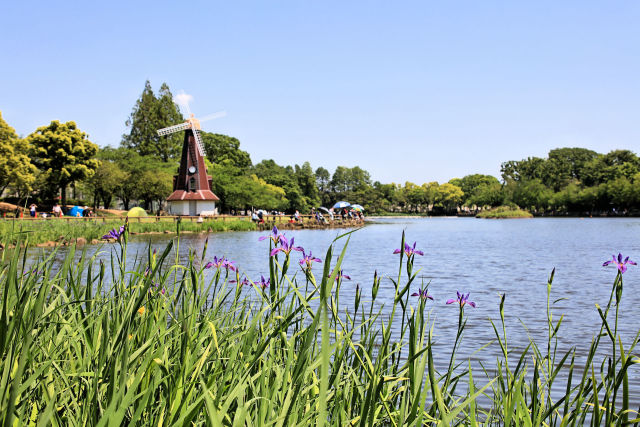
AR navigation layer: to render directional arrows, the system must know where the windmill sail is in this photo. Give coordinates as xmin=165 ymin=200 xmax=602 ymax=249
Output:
xmin=157 ymin=122 xmax=190 ymax=136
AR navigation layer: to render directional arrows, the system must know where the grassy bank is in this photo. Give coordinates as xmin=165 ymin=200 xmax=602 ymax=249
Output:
xmin=476 ymin=205 xmax=533 ymax=219
xmin=0 ymin=228 xmax=637 ymax=424
xmin=0 ymin=218 xmax=256 ymax=245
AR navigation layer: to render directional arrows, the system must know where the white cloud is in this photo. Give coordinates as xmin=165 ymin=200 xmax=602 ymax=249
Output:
xmin=174 ymin=91 xmax=193 ymax=107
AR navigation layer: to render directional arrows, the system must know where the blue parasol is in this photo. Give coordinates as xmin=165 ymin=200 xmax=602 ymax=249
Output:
xmin=332 ymin=201 xmax=351 ymax=209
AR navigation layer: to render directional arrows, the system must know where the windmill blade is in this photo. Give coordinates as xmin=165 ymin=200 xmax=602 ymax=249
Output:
xmin=191 ymin=122 xmax=206 ymax=157
xmin=157 ymin=122 xmax=190 ymax=136
xmin=197 ymin=111 xmax=227 ymax=123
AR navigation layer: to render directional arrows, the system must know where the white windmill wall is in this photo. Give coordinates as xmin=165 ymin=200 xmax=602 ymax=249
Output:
xmin=198 ymin=201 xmax=217 ymax=214
xmin=167 ymin=200 xmax=217 ymax=216
xmin=168 ymin=201 xmax=189 ymax=216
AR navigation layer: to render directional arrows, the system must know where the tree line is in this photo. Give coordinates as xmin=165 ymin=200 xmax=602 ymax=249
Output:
xmin=1 ymin=81 xmax=639 ymax=215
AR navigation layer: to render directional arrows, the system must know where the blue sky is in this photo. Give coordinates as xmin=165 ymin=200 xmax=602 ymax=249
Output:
xmin=1 ymin=1 xmax=638 ymax=184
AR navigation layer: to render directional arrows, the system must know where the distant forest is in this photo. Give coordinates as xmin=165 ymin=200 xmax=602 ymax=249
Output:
xmin=2 ymin=81 xmax=639 ymax=215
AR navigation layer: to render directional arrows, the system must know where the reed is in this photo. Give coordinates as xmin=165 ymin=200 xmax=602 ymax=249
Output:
xmin=0 ymin=224 xmax=637 ymax=425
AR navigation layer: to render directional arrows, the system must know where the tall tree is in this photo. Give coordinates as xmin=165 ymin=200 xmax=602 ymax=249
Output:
xmin=155 ymin=83 xmax=185 ymax=161
xmin=0 ymin=111 xmax=36 ymax=196
xmin=84 ymin=160 xmax=127 ymax=209
xmin=200 ymin=132 xmax=252 ymax=169
xmin=295 ymin=162 xmax=320 ymax=207
xmin=121 ymin=81 xmax=184 ymax=161
xmin=28 ymin=120 xmax=99 ymax=207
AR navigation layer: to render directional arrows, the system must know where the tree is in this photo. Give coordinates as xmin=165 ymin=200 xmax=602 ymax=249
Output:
xmin=433 ymin=183 xmax=464 ymax=213
xmin=121 ymin=81 xmax=184 ymax=161
xmin=155 ymin=83 xmax=185 ymax=161
xmin=455 ymin=174 xmax=501 ymax=206
xmin=546 ymin=147 xmax=598 ymax=188
xmin=252 ymin=159 xmax=308 ymax=212
xmin=84 ymin=160 xmax=127 ymax=209
xmin=0 ymin=111 xmax=36 ymax=196
xmin=508 ymin=179 xmax=552 ymax=212
xmin=137 ymin=170 xmax=173 ymax=214
xmin=28 ymin=120 xmax=99 ymax=206
xmin=315 ymin=167 xmax=331 ymax=206
xmin=295 ymin=162 xmax=320 ymax=207
xmin=200 ymin=132 xmax=252 ymax=169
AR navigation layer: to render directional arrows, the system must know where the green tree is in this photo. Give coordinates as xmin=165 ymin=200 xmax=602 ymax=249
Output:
xmin=295 ymin=162 xmax=320 ymax=207
xmin=315 ymin=167 xmax=331 ymax=206
xmin=28 ymin=120 xmax=99 ymax=207
xmin=253 ymin=160 xmax=308 ymax=212
xmin=200 ymin=132 xmax=252 ymax=169
xmin=0 ymin=111 xmax=36 ymax=196
xmin=546 ymin=147 xmax=598 ymax=188
xmin=85 ymin=160 xmax=127 ymax=209
xmin=137 ymin=170 xmax=173 ymax=214
xmin=455 ymin=174 xmax=501 ymax=206
xmin=468 ymin=182 xmax=504 ymax=208
xmin=508 ymin=179 xmax=552 ymax=212
xmin=433 ymin=183 xmax=463 ymax=213
xmin=121 ymin=81 xmax=184 ymax=161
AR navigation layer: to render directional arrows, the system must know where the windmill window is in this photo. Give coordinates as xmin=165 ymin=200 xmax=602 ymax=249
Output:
xmin=189 ymin=177 xmax=196 ymax=191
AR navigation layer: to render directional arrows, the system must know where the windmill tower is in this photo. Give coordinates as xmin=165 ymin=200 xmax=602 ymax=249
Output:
xmin=158 ymin=105 xmax=225 ymax=216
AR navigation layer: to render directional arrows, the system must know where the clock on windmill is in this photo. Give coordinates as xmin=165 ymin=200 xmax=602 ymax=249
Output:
xmin=157 ymin=100 xmax=225 ymax=217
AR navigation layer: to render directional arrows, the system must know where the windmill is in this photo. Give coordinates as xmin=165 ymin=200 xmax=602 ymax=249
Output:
xmin=159 ymin=96 xmax=226 ymax=216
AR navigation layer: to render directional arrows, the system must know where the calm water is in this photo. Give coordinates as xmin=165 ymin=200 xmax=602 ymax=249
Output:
xmin=30 ymin=217 xmax=640 ymax=398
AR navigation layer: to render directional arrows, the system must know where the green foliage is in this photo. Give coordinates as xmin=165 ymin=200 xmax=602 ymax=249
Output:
xmin=476 ymin=205 xmax=533 ymax=218
xmin=121 ymin=81 xmax=184 ymax=161
xmin=96 ymin=147 xmax=174 ymax=210
xmin=433 ymin=182 xmax=464 ymax=212
xmin=28 ymin=120 xmax=99 ymax=206
xmin=84 ymin=160 xmax=127 ymax=208
xmin=200 ymin=132 xmax=252 ymax=169
xmin=137 ymin=170 xmax=173 ymax=213
xmin=0 ymin=112 xmax=36 ymax=197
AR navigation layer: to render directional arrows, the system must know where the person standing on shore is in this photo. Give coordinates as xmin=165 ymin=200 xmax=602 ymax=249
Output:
xmin=29 ymin=204 xmax=37 ymax=217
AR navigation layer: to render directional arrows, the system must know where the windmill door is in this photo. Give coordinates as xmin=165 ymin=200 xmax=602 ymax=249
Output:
xmin=189 ymin=201 xmax=197 ymax=216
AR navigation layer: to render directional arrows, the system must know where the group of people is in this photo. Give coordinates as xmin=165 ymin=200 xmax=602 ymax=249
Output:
xmin=248 ymin=207 xmax=364 ymax=225
xmin=27 ymin=204 xmax=94 ymax=218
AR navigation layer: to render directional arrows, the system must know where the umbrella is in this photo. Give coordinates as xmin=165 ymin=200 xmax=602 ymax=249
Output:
xmin=318 ymin=207 xmax=330 ymax=214
xmin=332 ymin=201 xmax=351 ymax=209
xmin=351 ymin=204 xmax=364 ymax=212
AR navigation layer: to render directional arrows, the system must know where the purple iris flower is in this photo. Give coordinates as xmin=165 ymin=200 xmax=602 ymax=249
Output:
xmin=101 ymin=225 xmax=125 ymax=240
xmin=603 ymin=253 xmax=637 ymax=274
xmin=254 ymin=275 xmax=270 ymax=289
xmin=411 ymin=288 xmax=434 ymax=300
xmin=222 ymin=259 xmax=237 ymax=272
xmin=231 ymin=276 xmax=251 ymax=286
xmin=204 ymin=256 xmax=225 ymax=269
xmin=393 ymin=242 xmax=424 ymax=257
xmin=299 ymin=250 xmax=322 ymax=270
xmin=270 ymin=236 xmax=303 ymax=257
xmin=446 ymin=291 xmax=476 ymax=308
xmin=333 ymin=269 xmax=351 ymax=282
xmin=259 ymin=226 xmax=286 ymax=246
